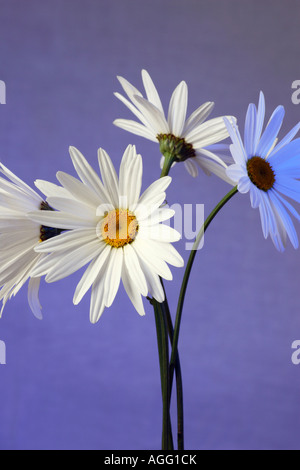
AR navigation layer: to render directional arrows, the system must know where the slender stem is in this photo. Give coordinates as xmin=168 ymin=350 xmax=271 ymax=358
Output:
xmin=160 ymin=281 xmax=184 ymax=450
xmin=160 ymin=154 xmax=175 ymax=178
xmin=153 ymin=300 xmax=164 ymax=395
xmin=162 ymin=303 xmax=184 ymax=450
xmin=152 ymin=299 xmax=173 ymax=450
xmin=170 ymin=186 xmax=238 ymax=374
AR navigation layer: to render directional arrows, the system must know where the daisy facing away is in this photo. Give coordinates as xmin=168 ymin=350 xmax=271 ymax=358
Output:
xmin=28 ymin=145 xmax=184 ymax=323
xmin=113 ymin=69 xmax=236 ymax=181
xmin=224 ymin=91 xmax=300 ymax=252
xmin=0 ymin=163 xmax=65 ymax=318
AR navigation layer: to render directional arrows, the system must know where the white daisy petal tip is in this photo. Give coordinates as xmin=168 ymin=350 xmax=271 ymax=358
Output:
xmin=161 ymin=175 xmax=172 ymax=187
xmin=223 ymin=116 xmax=237 ymax=130
xmin=259 ymin=90 xmax=265 ymax=100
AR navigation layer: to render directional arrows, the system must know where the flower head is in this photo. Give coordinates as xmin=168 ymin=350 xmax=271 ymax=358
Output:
xmin=225 ymin=91 xmax=300 ymax=251
xmin=0 ymin=163 xmax=63 ymax=318
xmin=29 ymin=145 xmax=184 ymax=323
xmin=113 ymin=69 xmax=235 ymax=180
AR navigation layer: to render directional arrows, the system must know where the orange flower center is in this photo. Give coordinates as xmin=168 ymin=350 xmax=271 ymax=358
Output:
xmin=101 ymin=209 xmax=139 ymax=248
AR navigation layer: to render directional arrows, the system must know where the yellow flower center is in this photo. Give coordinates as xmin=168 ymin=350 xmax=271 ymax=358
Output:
xmin=100 ymin=209 xmax=139 ymax=248
xmin=247 ymin=156 xmax=275 ymax=192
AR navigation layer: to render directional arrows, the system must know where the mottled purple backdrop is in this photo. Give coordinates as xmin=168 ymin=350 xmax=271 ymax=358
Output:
xmin=0 ymin=0 xmax=299 ymax=450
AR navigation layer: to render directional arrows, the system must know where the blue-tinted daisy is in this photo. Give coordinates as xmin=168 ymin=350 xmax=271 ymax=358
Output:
xmin=113 ymin=69 xmax=235 ymax=181
xmin=28 ymin=145 xmax=183 ymax=323
xmin=224 ymin=92 xmax=300 ymax=251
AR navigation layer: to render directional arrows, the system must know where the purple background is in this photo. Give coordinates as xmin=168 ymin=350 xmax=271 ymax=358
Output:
xmin=0 ymin=0 xmax=300 ymax=450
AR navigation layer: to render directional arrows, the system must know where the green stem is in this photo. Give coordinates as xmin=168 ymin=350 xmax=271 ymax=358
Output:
xmin=153 ymin=299 xmax=174 ymax=450
xmin=169 ymin=186 xmax=238 ymax=375
xmin=160 ymin=288 xmax=184 ymax=451
xmin=152 ymin=151 xmax=183 ymax=450
xmin=160 ymin=154 xmax=175 ymax=178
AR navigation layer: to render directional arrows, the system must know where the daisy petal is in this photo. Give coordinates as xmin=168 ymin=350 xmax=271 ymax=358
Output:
xmin=121 ymin=262 xmax=146 ymax=316
xmin=249 ymin=184 xmax=262 ymax=208
xmin=116 ymin=75 xmax=143 ymax=102
xmin=113 ymin=118 xmax=157 ymax=142
xmin=119 ymin=145 xmax=143 ymax=208
xmin=133 ymin=238 xmax=173 ymax=281
xmin=56 ymin=171 xmax=100 ymax=207
xmin=226 ymin=164 xmax=246 ymax=183
xmin=45 ymin=239 xmax=103 ymax=283
xmin=268 ymin=138 xmax=300 ymax=168
xmin=244 ymin=103 xmax=257 ymax=157
xmin=269 ymin=191 xmax=299 ymax=249
xmin=27 ymin=276 xmax=42 ymax=320
xmin=141 ymin=208 xmax=175 ymax=226
xmin=35 ymin=228 xmax=96 ymax=252
xmin=113 ymin=92 xmax=152 ymax=128
xmin=269 ymin=122 xmax=300 ymax=158
xmin=274 ymin=176 xmax=300 ymax=204
xmin=73 ymin=244 xmax=111 ymax=305
xmin=224 ymin=117 xmax=247 ymax=165
xmin=184 ymin=159 xmax=198 ymax=177
xmin=46 ymin=196 xmax=96 ymax=220
xmin=182 ymin=102 xmax=214 ymax=137
xmin=138 ymin=256 xmax=165 ymax=303
xmin=97 ymin=148 xmax=120 ymax=208
xmin=69 ymin=146 xmax=111 ymax=201
xmin=138 ymin=176 xmax=171 ymax=207
xmin=133 ymin=95 xmax=169 ymax=134
xmin=28 ymin=210 xmax=94 ymax=229
xmin=144 ymin=240 xmax=184 ymax=268
xmin=138 ymin=223 xmax=181 ymax=243
xmin=103 ymin=247 xmax=123 ymax=307
xmin=258 ymin=197 xmax=269 ymax=239
xmin=187 ymin=116 xmax=231 ymax=149
xmin=253 ymin=91 xmax=266 ymax=151
xmin=135 ymin=192 xmax=167 ymax=221
xmin=167 ymin=81 xmax=188 ymax=136
xmin=123 ymin=244 xmax=148 ymax=296
xmin=90 ymin=272 xmax=106 ymax=323
xmin=256 ymin=105 xmax=285 ymax=157
xmin=237 ymin=176 xmax=251 ymax=194
xmin=0 ymin=163 xmax=41 ymax=203
xmin=141 ymin=69 xmax=164 ymax=114
xmin=273 ymin=190 xmax=300 ymax=222
xmin=35 ymin=179 xmax=73 ymax=199
xmin=199 ymin=158 xmax=234 ymax=184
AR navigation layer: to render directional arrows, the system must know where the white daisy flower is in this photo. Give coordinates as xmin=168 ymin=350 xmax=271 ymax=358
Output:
xmin=0 ymin=163 xmax=64 ymax=318
xmin=113 ymin=69 xmax=235 ymax=181
xmin=28 ymin=145 xmax=184 ymax=323
xmin=224 ymin=91 xmax=300 ymax=251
